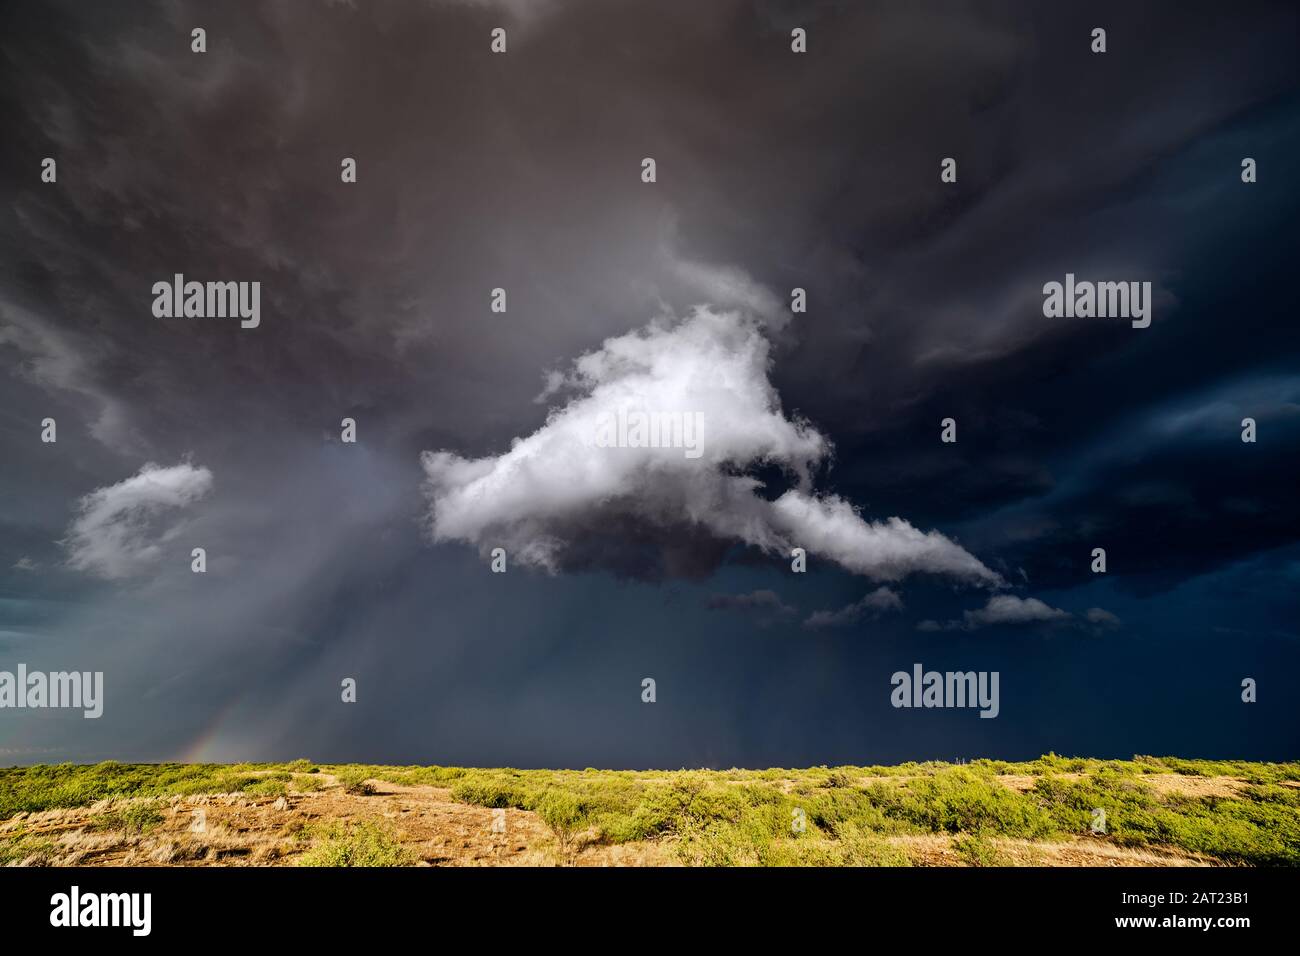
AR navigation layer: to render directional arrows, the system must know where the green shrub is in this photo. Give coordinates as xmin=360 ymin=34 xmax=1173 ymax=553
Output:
xmin=295 ymin=821 xmax=412 ymax=867
xmin=242 ymin=778 xmax=288 ymax=798
xmin=376 ymin=765 xmax=466 ymax=786
xmin=0 ymin=835 xmax=58 ymax=866
xmin=953 ymin=833 xmax=1005 ymax=867
xmin=537 ymin=791 xmax=585 ymax=851
xmin=291 ymin=774 xmax=324 ymax=792
xmin=884 ymin=768 xmax=1057 ymax=838
xmin=89 ymin=803 xmax=164 ymax=834
xmin=335 ymin=768 xmax=376 ymax=795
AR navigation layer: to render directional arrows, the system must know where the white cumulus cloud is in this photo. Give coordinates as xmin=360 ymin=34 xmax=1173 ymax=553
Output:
xmin=919 ymin=594 xmax=1072 ymax=631
xmin=63 ymin=462 xmax=213 ymax=579
xmin=964 ymin=594 xmax=1070 ymax=628
xmin=1085 ymin=607 xmax=1123 ymax=629
xmin=422 ymin=306 xmax=1000 ymax=586
xmin=804 ymin=586 xmax=904 ymax=629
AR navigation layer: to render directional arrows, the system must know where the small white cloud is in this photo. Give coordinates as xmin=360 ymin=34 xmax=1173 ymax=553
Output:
xmin=63 ymin=461 xmax=213 ymax=579
xmin=12 ymin=557 xmax=38 ymax=572
xmin=918 ymin=594 xmax=1073 ymax=632
xmin=1084 ymin=607 xmax=1122 ymax=628
xmin=804 ymin=586 xmax=903 ymax=628
xmin=963 ymin=594 xmax=1070 ymax=629
xmin=707 ymin=589 xmax=796 ymax=616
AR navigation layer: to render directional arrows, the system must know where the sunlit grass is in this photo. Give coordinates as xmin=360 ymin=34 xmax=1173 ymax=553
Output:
xmin=3 ymin=755 xmax=1297 ymax=865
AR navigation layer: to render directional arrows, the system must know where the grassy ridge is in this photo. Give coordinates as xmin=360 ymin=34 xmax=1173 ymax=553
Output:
xmin=3 ymin=755 xmax=1298 ymax=866
xmin=0 ymin=760 xmax=318 ymax=817
xmin=430 ymin=758 xmax=1300 ymax=865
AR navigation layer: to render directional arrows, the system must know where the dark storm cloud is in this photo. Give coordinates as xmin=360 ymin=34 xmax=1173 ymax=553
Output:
xmin=3 ymin=0 xmax=1293 ymax=459
xmin=955 ymin=373 xmax=1300 ymax=595
xmin=1 ymin=0 xmax=1297 ymax=765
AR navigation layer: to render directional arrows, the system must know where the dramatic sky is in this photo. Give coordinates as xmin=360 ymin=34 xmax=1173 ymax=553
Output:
xmin=1 ymin=0 xmax=1297 ymax=767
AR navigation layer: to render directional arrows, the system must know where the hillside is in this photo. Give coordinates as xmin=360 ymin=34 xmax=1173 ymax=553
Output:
xmin=2 ymin=756 xmax=1297 ymax=866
